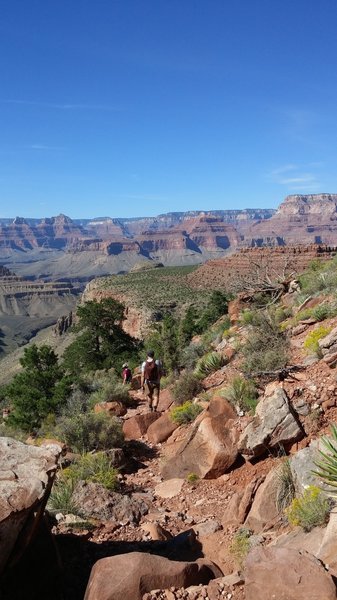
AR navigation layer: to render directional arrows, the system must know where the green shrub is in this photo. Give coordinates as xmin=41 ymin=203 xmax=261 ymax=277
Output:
xmin=56 ymin=411 xmax=123 ymax=452
xmin=275 ymin=459 xmax=296 ymax=512
xmin=311 ymin=303 xmax=336 ymax=322
xmin=180 ymin=342 xmax=206 ymax=370
xmin=221 ymin=376 xmax=258 ymax=413
xmin=170 ymin=401 xmax=203 ymax=425
xmin=90 ymin=378 xmax=131 ymax=407
xmin=303 ymin=325 xmax=331 ymax=357
xmin=285 ymin=485 xmax=330 ymax=531
xmin=0 ymin=421 xmax=27 ymax=443
xmin=172 ymin=372 xmax=203 ymax=406
xmin=194 ymin=352 xmax=226 ymax=379
xmin=240 ymin=309 xmax=255 ymax=325
xmin=229 ymin=528 xmax=252 ymax=568
xmin=242 ymin=311 xmax=289 ymax=374
xmin=299 ymin=258 xmax=337 ymax=296
xmin=186 ymin=472 xmax=199 ymax=484
xmin=63 ymin=452 xmax=119 ymax=491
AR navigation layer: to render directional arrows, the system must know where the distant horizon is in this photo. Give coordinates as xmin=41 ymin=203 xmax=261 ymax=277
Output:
xmin=3 ymin=191 xmax=337 ymax=221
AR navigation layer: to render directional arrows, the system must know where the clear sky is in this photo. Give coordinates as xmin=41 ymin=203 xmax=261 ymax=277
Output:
xmin=1 ymin=0 xmax=337 ymax=219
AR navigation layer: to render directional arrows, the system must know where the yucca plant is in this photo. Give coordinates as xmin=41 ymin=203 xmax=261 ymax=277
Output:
xmin=48 ymin=476 xmax=81 ymax=515
xmin=194 ymin=351 xmax=226 ymax=379
xmin=313 ymin=424 xmax=337 ymax=495
xmin=221 ymin=376 xmax=258 ymax=413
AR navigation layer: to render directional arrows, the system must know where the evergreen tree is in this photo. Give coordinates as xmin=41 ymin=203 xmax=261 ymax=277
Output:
xmin=179 ymin=305 xmax=199 ymax=347
xmin=145 ymin=312 xmax=180 ymax=372
xmin=197 ymin=291 xmax=229 ymax=332
xmin=62 ymin=298 xmax=140 ymax=375
xmin=6 ymin=344 xmax=70 ymax=432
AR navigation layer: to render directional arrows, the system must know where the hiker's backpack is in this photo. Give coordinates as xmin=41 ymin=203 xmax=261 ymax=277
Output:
xmin=144 ymin=360 xmax=160 ymax=381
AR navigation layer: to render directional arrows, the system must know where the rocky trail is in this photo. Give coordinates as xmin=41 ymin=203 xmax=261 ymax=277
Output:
xmin=5 ymin=287 xmax=337 ymax=599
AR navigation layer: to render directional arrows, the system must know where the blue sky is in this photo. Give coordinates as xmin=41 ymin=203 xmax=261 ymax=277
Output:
xmin=1 ymin=0 xmax=337 ymax=219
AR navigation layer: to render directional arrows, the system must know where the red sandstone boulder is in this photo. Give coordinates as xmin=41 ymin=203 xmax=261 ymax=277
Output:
xmin=123 ymin=412 xmax=161 ymax=439
xmin=147 ymin=413 xmax=178 ymax=444
xmin=161 ymin=414 xmax=239 ymax=480
xmin=84 ymin=552 xmax=221 ymax=600
xmin=208 ymin=396 xmax=237 ymax=420
xmin=157 ymin=388 xmax=175 ymax=412
xmin=245 ymin=546 xmax=337 ymax=600
xmin=244 ymin=468 xmax=280 ymax=532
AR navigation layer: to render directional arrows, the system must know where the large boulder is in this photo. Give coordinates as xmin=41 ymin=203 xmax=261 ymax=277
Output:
xmin=207 ymin=396 xmax=237 ymax=419
xmin=72 ymin=481 xmax=149 ymax=523
xmin=245 ymin=468 xmax=280 ymax=532
xmin=290 ymin=442 xmax=321 ymax=493
xmin=245 ymin=546 xmax=337 ymax=600
xmin=123 ymin=412 xmax=161 ymax=440
xmin=84 ymin=552 xmax=221 ymax=600
xmin=147 ymin=413 xmax=178 ymax=444
xmin=238 ymin=386 xmax=303 ymax=458
xmin=0 ymin=437 xmax=60 ymax=575
xmin=157 ymin=388 xmax=175 ymax=412
xmin=161 ymin=414 xmax=239 ymax=480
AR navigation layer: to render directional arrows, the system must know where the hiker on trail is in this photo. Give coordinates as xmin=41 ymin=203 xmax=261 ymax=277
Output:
xmin=122 ymin=363 xmax=132 ymax=385
xmin=141 ymin=350 xmax=162 ymax=412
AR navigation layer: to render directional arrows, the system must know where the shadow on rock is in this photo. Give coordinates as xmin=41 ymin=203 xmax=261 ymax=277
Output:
xmin=122 ymin=439 xmax=158 ymax=473
xmin=56 ymin=528 xmax=203 ymax=600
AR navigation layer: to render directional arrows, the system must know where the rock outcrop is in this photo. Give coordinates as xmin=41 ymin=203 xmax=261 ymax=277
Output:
xmin=72 ymin=482 xmax=149 ymax=523
xmin=161 ymin=412 xmax=239 ymax=480
xmin=245 ymin=546 xmax=337 ymax=600
xmin=84 ymin=552 xmax=222 ymax=600
xmin=238 ymin=386 xmax=303 ymax=458
xmin=0 ymin=437 xmax=61 ymax=575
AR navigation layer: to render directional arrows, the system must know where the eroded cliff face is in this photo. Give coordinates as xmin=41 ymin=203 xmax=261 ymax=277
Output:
xmin=240 ymin=194 xmax=337 ymax=247
xmin=0 ymin=269 xmax=81 ymax=352
xmin=3 ymin=197 xmax=337 ymax=280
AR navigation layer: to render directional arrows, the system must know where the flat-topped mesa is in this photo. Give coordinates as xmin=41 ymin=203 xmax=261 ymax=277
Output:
xmin=178 ymin=216 xmax=240 ymax=250
xmin=240 ymin=194 xmax=337 ymax=247
xmin=68 ymin=238 xmax=141 ymax=255
xmin=277 ymin=194 xmax=337 ymax=217
xmin=137 ymin=229 xmax=191 ymax=252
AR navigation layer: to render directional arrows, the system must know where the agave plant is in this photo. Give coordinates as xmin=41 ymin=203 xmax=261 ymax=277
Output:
xmin=313 ymin=424 xmax=337 ymax=495
xmin=194 ymin=351 xmax=226 ymax=379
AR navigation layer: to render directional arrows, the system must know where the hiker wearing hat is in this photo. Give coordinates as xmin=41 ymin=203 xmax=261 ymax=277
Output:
xmin=141 ymin=351 xmax=162 ymax=411
xmin=122 ymin=362 xmax=132 ymax=385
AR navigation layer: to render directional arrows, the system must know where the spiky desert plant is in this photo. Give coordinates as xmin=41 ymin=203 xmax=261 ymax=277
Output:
xmin=194 ymin=351 xmax=226 ymax=379
xmin=221 ymin=376 xmax=258 ymax=413
xmin=48 ymin=476 xmax=81 ymax=515
xmin=313 ymin=424 xmax=337 ymax=495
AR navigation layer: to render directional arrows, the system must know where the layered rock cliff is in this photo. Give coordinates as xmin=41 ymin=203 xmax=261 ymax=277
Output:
xmin=2 ymin=196 xmax=337 ymax=280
